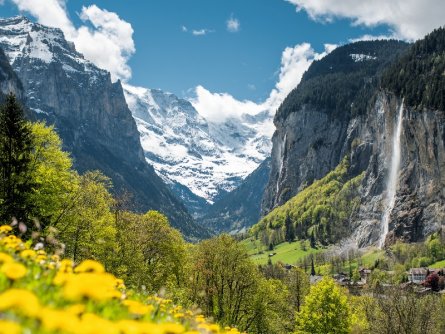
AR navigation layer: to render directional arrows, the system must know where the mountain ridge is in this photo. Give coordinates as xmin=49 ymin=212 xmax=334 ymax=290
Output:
xmin=0 ymin=16 xmax=208 ymax=239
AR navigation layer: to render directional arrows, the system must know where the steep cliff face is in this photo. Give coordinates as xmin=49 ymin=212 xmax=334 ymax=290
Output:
xmin=262 ymin=36 xmax=445 ymax=247
xmin=0 ymin=16 xmax=206 ymax=239
xmin=262 ymin=40 xmax=409 ymax=215
xmin=348 ymin=93 xmax=445 ymax=246
xmin=0 ymin=48 xmax=22 ymax=99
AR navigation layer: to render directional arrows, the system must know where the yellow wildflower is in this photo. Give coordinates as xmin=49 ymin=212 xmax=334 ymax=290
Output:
xmin=160 ymin=323 xmax=185 ymax=334
xmin=63 ymin=273 xmax=121 ymax=301
xmin=123 ymin=300 xmax=154 ymax=315
xmin=65 ymin=303 xmax=86 ymax=316
xmin=39 ymin=308 xmax=80 ymax=331
xmin=20 ymin=249 xmax=36 ymax=260
xmin=0 ymin=252 xmax=13 ymax=264
xmin=0 ymin=289 xmax=40 ymax=317
xmin=0 ymin=320 xmax=21 ymax=334
xmin=53 ymin=271 xmax=72 ymax=285
xmin=59 ymin=259 xmax=74 ymax=273
xmin=74 ymin=313 xmax=119 ymax=334
xmin=74 ymin=259 xmax=105 ymax=273
xmin=0 ymin=225 xmax=12 ymax=234
xmin=1 ymin=262 xmax=27 ymax=280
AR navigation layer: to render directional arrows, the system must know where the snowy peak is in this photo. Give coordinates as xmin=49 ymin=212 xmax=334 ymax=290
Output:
xmin=0 ymin=16 xmax=107 ymax=83
xmin=123 ymin=84 xmax=272 ymax=209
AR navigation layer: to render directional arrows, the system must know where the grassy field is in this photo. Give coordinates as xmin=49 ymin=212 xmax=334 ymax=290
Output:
xmin=429 ymin=259 xmax=445 ymax=268
xmin=240 ymin=238 xmax=323 ymax=265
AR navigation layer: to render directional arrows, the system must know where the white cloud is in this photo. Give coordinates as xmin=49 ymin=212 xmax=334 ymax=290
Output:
xmin=285 ymin=0 xmax=445 ymax=40
xmin=10 ymin=0 xmax=135 ymax=81
xmin=191 ymin=43 xmax=336 ymax=124
xmin=181 ymin=25 xmax=188 ymax=32
xmin=192 ymin=28 xmax=213 ymax=36
xmin=227 ymin=16 xmax=240 ymax=32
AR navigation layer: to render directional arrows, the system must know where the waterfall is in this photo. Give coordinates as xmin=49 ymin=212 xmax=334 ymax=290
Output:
xmin=276 ymin=133 xmax=287 ymax=194
xmin=379 ymin=102 xmax=404 ymax=248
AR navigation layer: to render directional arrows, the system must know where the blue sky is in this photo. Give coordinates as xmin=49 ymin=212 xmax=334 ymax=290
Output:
xmin=0 ymin=0 xmax=443 ymax=121
xmin=1 ymin=0 xmax=392 ymax=102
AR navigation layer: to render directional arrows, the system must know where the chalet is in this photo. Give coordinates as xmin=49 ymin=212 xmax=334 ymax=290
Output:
xmin=408 ymin=268 xmax=428 ymax=284
xmin=408 ymin=267 xmax=445 ymax=284
xmin=359 ymin=268 xmax=372 ymax=282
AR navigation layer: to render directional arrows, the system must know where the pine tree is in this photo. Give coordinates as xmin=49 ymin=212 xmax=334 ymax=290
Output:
xmin=284 ymin=213 xmax=295 ymax=242
xmin=0 ymin=93 xmax=34 ymax=226
xmin=310 ymin=230 xmax=317 ymax=249
xmin=311 ymin=256 xmax=316 ymax=276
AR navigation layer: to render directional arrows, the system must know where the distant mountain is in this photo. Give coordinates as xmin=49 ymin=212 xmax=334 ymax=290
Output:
xmin=123 ymin=84 xmax=272 ymax=216
xmin=199 ymin=157 xmax=271 ymax=234
xmin=0 ymin=16 xmax=208 ymax=240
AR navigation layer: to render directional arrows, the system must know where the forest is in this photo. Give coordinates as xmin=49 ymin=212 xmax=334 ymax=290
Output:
xmin=1 ymin=93 xmax=445 ymax=334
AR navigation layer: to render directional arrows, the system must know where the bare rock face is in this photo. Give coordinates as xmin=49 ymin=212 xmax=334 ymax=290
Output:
xmin=0 ymin=16 xmax=207 ymax=239
xmin=262 ymin=38 xmax=445 ymax=247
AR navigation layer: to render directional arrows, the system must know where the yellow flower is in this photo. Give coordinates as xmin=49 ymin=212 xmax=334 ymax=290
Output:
xmin=74 ymin=313 xmax=119 ymax=334
xmin=20 ymin=249 xmax=36 ymax=260
xmin=160 ymin=323 xmax=185 ymax=334
xmin=1 ymin=235 xmax=21 ymax=250
xmin=63 ymin=273 xmax=121 ymax=301
xmin=0 ymin=320 xmax=21 ymax=334
xmin=35 ymin=254 xmax=47 ymax=263
xmin=123 ymin=300 xmax=154 ymax=315
xmin=0 ymin=252 xmax=13 ymax=264
xmin=74 ymin=259 xmax=105 ymax=274
xmin=0 ymin=289 xmax=40 ymax=317
xmin=64 ymin=303 xmax=86 ymax=316
xmin=117 ymin=321 xmax=163 ymax=334
xmin=51 ymin=254 xmax=60 ymax=262
xmin=39 ymin=308 xmax=80 ymax=331
xmin=53 ymin=271 xmax=72 ymax=285
xmin=1 ymin=262 xmax=27 ymax=280
xmin=59 ymin=259 xmax=74 ymax=273
xmin=0 ymin=225 xmax=12 ymax=234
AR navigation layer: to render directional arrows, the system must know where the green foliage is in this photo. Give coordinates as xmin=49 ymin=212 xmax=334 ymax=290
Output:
xmin=28 ymin=122 xmax=76 ymax=227
xmin=54 ymin=171 xmax=116 ymax=267
xmin=285 ymin=267 xmax=310 ymax=312
xmin=253 ymin=157 xmax=364 ymax=246
xmin=114 ymin=210 xmax=187 ymax=293
xmin=0 ymin=94 xmax=34 ymax=225
xmin=296 ymin=277 xmax=351 ymax=334
xmin=188 ymin=234 xmax=293 ymax=334
xmin=381 ymin=27 xmax=445 ymax=111
xmin=362 ymin=287 xmax=443 ymax=334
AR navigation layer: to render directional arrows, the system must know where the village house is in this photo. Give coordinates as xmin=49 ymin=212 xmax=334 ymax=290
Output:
xmin=408 ymin=268 xmax=445 ymax=284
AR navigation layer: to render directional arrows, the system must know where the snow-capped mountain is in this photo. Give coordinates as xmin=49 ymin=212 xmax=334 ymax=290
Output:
xmin=123 ymin=84 xmax=272 ymax=211
xmin=0 ymin=16 xmax=208 ymax=239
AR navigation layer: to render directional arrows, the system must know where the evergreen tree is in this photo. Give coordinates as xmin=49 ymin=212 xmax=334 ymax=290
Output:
xmin=284 ymin=213 xmax=295 ymax=242
xmin=311 ymin=256 xmax=316 ymax=276
xmin=0 ymin=93 xmax=34 ymax=226
xmin=310 ymin=230 xmax=317 ymax=249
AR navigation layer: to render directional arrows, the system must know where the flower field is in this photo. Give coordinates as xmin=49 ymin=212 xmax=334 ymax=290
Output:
xmin=0 ymin=225 xmax=241 ymax=334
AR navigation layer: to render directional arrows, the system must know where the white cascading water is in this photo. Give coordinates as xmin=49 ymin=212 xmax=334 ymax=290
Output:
xmin=276 ymin=133 xmax=287 ymax=194
xmin=379 ymin=102 xmax=404 ymax=248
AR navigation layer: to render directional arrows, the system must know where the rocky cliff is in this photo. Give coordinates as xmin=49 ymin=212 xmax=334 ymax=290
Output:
xmin=0 ymin=16 xmax=207 ymax=239
xmin=262 ymin=34 xmax=445 ymax=247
